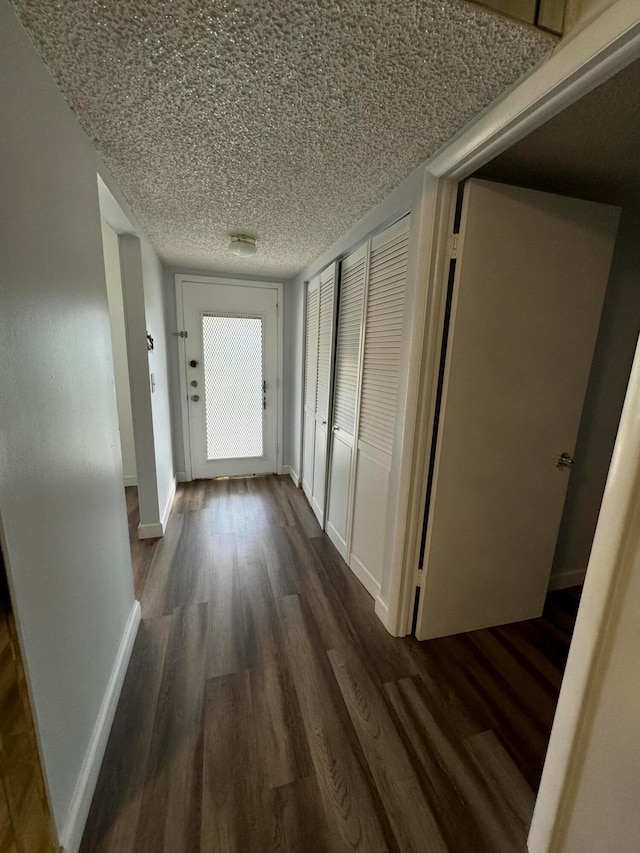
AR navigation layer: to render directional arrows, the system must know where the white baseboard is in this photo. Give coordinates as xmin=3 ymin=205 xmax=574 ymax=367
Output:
xmin=548 ymin=568 xmax=587 ymax=591
xmin=375 ymin=595 xmax=390 ymax=628
xmin=123 ymin=475 xmax=137 ymax=487
xmin=287 ymin=465 xmax=301 ymax=487
xmin=160 ymin=477 xmax=177 ymax=532
xmin=137 ymin=521 xmax=164 ymax=539
xmin=348 ymin=553 xmax=382 ymax=600
xmin=175 ymin=471 xmax=188 ymax=483
xmin=61 ymin=600 xmax=141 ymax=853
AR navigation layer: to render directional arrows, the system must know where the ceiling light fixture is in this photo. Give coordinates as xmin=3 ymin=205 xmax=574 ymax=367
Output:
xmin=229 ymin=234 xmax=257 ymax=256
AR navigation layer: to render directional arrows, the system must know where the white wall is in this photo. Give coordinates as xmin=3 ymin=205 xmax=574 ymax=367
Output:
xmin=0 ymin=0 xmax=136 ymax=844
xmin=141 ymin=240 xmax=175 ymax=525
xmin=551 ymin=206 xmax=640 ymax=587
xmin=101 ymin=220 xmax=137 ymax=485
xmin=98 ymin=175 xmax=176 ymax=536
xmin=529 ymin=327 xmax=640 ymax=853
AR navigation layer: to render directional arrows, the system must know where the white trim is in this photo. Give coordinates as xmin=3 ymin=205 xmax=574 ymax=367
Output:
xmin=137 ymin=521 xmax=164 ymax=539
xmin=381 ymin=173 xmax=448 ymax=637
xmin=348 ymin=553 xmax=382 ymax=600
xmin=547 ymin=569 xmax=587 ymax=591
xmin=175 ymin=274 xmax=285 ymax=480
xmin=175 ymin=470 xmax=189 ymax=483
xmin=123 ymin=475 xmax=137 ymax=487
xmin=160 ymin=476 xmax=177 ymax=532
xmin=60 ymin=600 xmax=141 ymax=853
xmin=284 ymin=464 xmax=301 ymax=487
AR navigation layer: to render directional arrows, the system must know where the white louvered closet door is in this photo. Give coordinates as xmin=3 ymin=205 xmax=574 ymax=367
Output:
xmin=326 ymin=245 xmax=367 ymax=560
xmin=302 ymin=275 xmax=319 ymax=502
xmin=309 ymin=262 xmax=337 ymax=525
xmin=349 ymin=216 xmax=411 ymax=598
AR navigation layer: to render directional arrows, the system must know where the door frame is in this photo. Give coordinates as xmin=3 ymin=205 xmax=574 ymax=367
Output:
xmin=175 ymin=274 xmax=284 ymax=481
xmin=385 ymin=0 xmax=640 ymax=640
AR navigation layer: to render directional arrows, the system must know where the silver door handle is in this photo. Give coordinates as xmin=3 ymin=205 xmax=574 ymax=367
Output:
xmin=332 ymin=425 xmax=340 ymax=432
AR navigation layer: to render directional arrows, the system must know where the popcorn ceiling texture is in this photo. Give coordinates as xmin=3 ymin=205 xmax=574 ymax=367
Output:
xmin=11 ymin=0 xmax=555 ymax=277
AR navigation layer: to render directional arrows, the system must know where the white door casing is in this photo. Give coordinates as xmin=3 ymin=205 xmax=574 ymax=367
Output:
xmin=176 ymin=276 xmax=283 ymax=480
xmin=416 ymin=179 xmax=620 ymax=641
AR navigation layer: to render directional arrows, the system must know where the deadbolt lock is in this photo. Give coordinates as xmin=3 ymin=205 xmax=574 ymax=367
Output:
xmin=190 ymin=380 xmax=198 ymax=387
xmin=191 ymin=394 xmax=200 ymax=402
xmin=189 ymin=359 xmax=198 ymax=368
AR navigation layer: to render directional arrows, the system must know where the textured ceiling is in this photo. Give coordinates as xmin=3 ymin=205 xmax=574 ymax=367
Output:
xmin=11 ymin=0 xmax=555 ymax=277
xmin=477 ymin=58 xmax=640 ymax=208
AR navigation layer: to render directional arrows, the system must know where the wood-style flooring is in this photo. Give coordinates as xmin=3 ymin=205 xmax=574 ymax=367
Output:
xmin=80 ymin=475 xmax=581 ymax=853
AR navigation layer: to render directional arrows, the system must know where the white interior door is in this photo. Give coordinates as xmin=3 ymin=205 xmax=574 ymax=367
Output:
xmin=417 ymin=178 xmax=619 ymax=640
xmin=326 ymin=245 xmax=367 ymax=560
xmin=309 ymin=262 xmax=337 ymax=525
xmin=181 ymin=280 xmax=279 ymax=479
xmin=349 ymin=216 xmax=411 ymax=598
xmin=302 ymin=276 xmax=319 ymax=502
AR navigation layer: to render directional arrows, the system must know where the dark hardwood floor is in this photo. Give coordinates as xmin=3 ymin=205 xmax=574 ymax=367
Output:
xmin=80 ymin=475 xmax=581 ymax=853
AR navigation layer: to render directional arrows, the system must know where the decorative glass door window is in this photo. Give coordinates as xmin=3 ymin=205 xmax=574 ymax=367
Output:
xmin=202 ymin=314 xmax=264 ymax=460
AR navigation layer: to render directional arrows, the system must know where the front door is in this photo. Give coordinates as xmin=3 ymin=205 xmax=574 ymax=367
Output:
xmin=180 ymin=279 xmax=279 ymax=479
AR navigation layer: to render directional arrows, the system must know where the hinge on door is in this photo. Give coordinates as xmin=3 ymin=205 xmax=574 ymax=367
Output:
xmin=447 ymin=233 xmax=459 ymax=259
xmin=171 ymin=330 xmax=188 ymax=338
xmin=416 ymin=568 xmax=424 ymax=588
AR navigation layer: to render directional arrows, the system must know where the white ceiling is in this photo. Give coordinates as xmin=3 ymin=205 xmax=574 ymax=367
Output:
xmin=11 ymin=0 xmax=555 ymax=277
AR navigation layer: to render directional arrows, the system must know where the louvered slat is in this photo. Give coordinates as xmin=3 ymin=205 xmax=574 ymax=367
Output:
xmin=358 ymin=217 xmax=410 ymax=456
xmin=333 ymin=252 xmax=366 ymax=435
xmin=316 ymin=267 xmax=335 ymax=421
xmin=304 ymin=280 xmax=319 ymax=411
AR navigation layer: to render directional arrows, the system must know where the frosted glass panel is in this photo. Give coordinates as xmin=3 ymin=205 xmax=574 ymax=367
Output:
xmin=202 ymin=315 xmax=264 ymax=460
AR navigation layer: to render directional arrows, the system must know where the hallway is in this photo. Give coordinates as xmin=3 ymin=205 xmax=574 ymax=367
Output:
xmin=80 ymin=476 xmax=580 ymax=852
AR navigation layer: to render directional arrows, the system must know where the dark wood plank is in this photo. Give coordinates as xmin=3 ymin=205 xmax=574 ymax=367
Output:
xmin=140 ymin=514 xmax=184 ymax=618
xmin=79 ymin=617 xmax=171 ymax=853
xmin=206 ymin=532 xmax=246 ymax=678
xmin=249 ymin=661 xmax=314 ymax=789
xmin=463 ymin=730 xmax=536 ymax=831
xmin=262 ymin=776 xmax=336 ymax=852
xmin=200 ymin=671 xmax=264 ymax=852
xmin=329 ymin=645 xmax=447 ymax=852
xmin=386 ymin=676 xmax=527 ymax=852
xmin=134 ymin=604 xmax=207 ymax=852
xmin=281 ymin=595 xmax=394 ymax=852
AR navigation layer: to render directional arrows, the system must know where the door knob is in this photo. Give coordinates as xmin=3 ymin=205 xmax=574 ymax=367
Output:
xmin=191 ymin=394 xmax=200 ymax=402
xmin=556 ymin=452 xmax=574 ymax=468
xmin=189 ymin=359 xmax=198 ymax=368
xmin=190 ymin=380 xmax=198 ymax=387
